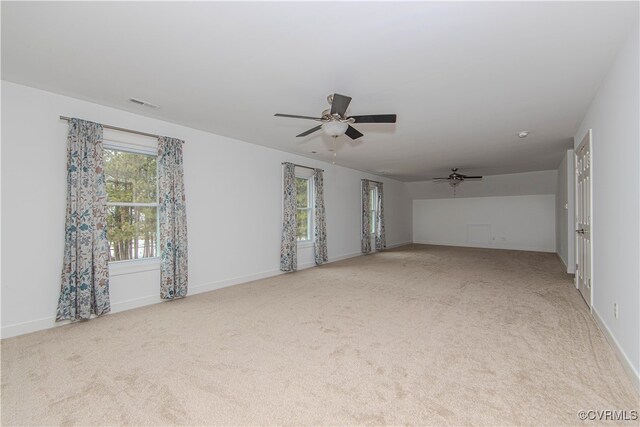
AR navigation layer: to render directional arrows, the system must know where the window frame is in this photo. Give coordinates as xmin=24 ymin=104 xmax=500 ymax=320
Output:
xmin=369 ymin=186 xmax=378 ymax=235
xmin=295 ymin=175 xmax=314 ymax=244
xmin=103 ymin=137 xmax=160 ymax=266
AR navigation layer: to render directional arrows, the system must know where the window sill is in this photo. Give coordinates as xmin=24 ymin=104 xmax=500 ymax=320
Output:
xmin=297 ymin=241 xmax=315 ymax=248
xmin=109 ymin=257 xmax=160 ymax=276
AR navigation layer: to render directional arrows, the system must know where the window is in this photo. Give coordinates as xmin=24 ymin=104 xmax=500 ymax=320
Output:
xmin=370 ymin=186 xmax=378 ymax=234
xmin=104 ymin=148 xmax=159 ymax=262
xmin=296 ymin=176 xmax=313 ymax=241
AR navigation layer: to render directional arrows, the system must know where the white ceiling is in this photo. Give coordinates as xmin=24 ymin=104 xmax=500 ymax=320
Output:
xmin=2 ymin=1 xmax=637 ymax=181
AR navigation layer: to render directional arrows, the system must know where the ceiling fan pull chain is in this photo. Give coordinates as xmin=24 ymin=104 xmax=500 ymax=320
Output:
xmin=332 ymin=139 xmax=337 ymax=164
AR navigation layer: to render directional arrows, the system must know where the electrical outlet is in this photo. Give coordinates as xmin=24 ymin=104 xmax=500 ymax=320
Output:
xmin=614 ymin=303 xmax=619 ymax=319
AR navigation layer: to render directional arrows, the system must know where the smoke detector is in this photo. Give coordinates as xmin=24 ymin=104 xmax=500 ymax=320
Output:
xmin=517 ymin=131 xmax=530 ymax=138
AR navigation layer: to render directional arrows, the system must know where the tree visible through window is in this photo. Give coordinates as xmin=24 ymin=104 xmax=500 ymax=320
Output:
xmin=296 ymin=177 xmax=313 ymax=241
xmin=104 ymin=149 xmax=159 ymax=261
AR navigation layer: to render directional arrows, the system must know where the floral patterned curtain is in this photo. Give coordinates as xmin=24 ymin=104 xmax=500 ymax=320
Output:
xmin=56 ymin=118 xmax=111 ymax=321
xmin=313 ymin=168 xmax=328 ymax=265
xmin=280 ymin=163 xmax=297 ymax=271
xmin=361 ymin=179 xmax=371 ymax=254
xmin=375 ymin=182 xmax=386 ymax=250
xmin=158 ymin=136 xmax=188 ymax=299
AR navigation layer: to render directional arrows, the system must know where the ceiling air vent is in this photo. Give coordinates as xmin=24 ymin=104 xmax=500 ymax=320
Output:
xmin=129 ymin=98 xmax=159 ymax=109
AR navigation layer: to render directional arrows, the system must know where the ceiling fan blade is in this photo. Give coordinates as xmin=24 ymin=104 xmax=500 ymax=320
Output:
xmin=296 ymin=125 xmax=322 ymax=137
xmin=463 ymin=176 xmax=483 ymax=179
xmin=351 ymin=114 xmax=397 ymax=123
xmin=275 ymin=113 xmax=322 ymax=120
xmin=330 ymin=93 xmax=352 ymax=116
xmin=345 ymin=125 xmax=363 ymax=140
xmin=432 ymin=179 xmax=449 ymax=183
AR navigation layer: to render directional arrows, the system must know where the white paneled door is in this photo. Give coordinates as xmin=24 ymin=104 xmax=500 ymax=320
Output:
xmin=575 ymin=130 xmax=592 ymax=308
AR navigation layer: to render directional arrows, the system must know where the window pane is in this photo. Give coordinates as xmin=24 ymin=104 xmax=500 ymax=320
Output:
xmin=370 ymin=209 xmax=376 ymax=234
xmin=107 ymin=205 xmax=158 ymax=261
xmin=297 ymin=208 xmax=309 ymax=241
xmin=296 ymin=178 xmax=309 ymax=208
xmin=105 ymin=149 xmax=157 ymax=203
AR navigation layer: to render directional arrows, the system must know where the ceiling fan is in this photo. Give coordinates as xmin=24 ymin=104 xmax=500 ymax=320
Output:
xmin=432 ymin=168 xmax=483 ymax=187
xmin=274 ymin=93 xmax=396 ymax=140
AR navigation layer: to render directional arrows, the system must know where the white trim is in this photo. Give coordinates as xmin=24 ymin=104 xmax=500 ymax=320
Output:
xmin=0 ymin=244 xmax=414 ymax=339
xmin=106 ymin=202 xmax=158 ymax=207
xmin=103 ymin=138 xmax=157 ymax=156
xmin=188 ymin=268 xmax=285 ymax=296
xmin=293 ymin=174 xmax=314 ymax=242
xmin=109 ymin=257 xmax=160 ymax=276
xmin=592 ymin=307 xmax=640 ymax=393
xmin=555 ymin=252 xmax=569 ymax=271
xmin=387 ymin=241 xmax=413 ymax=249
xmin=1 ymin=316 xmax=62 ymax=339
xmin=574 ymin=129 xmax=593 ymax=308
xmin=103 ymin=141 xmax=161 ymax=262
xmin=412 ymin=240 xmax=555 ymax=253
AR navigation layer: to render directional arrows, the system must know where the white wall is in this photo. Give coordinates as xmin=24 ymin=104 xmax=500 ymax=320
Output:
xmin=574 ymin=23 xmax=639 ymax=387
xmin=0 ymin=81 xmax=413 ymax=338
xmin=555 ymin=149 xmax=575 ymax=273
xmin=413 ymin=195 xmax=556 ymax=252
xmin=406 ymin=170 xmax=557 ymax=200
xmin=411 ymin=171 xmax=557 ymax=253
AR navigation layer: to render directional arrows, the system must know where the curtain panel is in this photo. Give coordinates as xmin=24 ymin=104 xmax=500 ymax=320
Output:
xmin=313 ymin=168 xmax=328 ymax=265
xmin=361 ymin=179 xmax=371 ymax=254
xmin=375 ymin=182 xmax=386 ymax=250
xmin=56 ymin=118 xmax=111 ymax=321
xmin=158 ymin=136 xmax=188 ymax=300
xmin=280 ymin=163 xmax=297 ymax=271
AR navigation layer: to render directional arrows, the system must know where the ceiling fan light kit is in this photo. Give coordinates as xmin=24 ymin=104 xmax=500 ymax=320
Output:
xmin=431 ymin=168 xmax=483 ymax=197
xmin=274 ymin=93 xmax=396 ymax=141
xmin=322 ymin=121 xmax=349 ymax=137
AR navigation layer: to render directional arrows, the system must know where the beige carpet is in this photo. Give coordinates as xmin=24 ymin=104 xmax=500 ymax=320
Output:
xmin=1 ymin=244 xmax=638 ymax=426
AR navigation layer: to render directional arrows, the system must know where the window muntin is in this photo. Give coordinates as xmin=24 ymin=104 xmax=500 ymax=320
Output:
xmin=104 ymin=148 xmax=159 ymax=262
xmin=296 ymin=177 xmax=313 ymax=242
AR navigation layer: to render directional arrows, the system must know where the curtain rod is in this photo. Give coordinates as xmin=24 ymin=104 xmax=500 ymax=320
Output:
xmin=60 ymin=116 xmax=183 ymax=142
xmin=362 ymin=178 xmax=383 ymax=185
xmin=281 ymin=162 xmax=324 ymax=172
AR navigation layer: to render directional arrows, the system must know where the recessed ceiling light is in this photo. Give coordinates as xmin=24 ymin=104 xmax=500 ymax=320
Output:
xmin=518 ymin=131 xmax=530 ymax=138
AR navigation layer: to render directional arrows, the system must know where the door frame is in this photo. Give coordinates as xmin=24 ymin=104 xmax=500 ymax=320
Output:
xmin=575 ymin=129 xmax=593 ymax=310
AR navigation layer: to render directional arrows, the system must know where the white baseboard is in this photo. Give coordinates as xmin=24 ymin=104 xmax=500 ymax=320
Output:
xmin=189 ymin=268 xmax=283 ymax=296
xmin=1 ymin=316 xmax=61 ymax=339
xmin=386 ymin=241 xmax=413 ymax=249
xmin=592 ymin=307 xmax=640 ymax=393
xmin=1 ymin=294 xmax=170 ymax=339
xmin=1 ymin=246 xmax=418 ymax=339
xmin=412 ymin=240 xmax=555 ymax=253
xmin=555 ymin=252 xmax=572 ymax=273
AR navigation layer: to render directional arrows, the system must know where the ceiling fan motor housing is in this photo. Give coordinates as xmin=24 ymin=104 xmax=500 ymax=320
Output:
xmin=274 ymin=93 xmax=396 ymax=140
